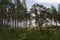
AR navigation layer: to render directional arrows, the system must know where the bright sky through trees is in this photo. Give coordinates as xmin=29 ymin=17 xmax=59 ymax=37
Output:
xmin=33 ymin=0 xmax=60 ymax=4
xmin=26 ymin=0 xmax=59 ymax=11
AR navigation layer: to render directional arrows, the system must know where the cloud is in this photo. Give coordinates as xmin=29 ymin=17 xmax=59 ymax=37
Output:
xmin=33 ymin=0 xmax=60 ymax=4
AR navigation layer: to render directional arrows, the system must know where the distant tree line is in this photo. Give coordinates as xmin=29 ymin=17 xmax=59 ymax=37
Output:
xmin=0 ymin=0 xmax=60 ymax=30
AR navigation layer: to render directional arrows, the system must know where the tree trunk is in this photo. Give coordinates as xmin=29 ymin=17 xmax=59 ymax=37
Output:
xmin=15 ymin=19 xmax=16 ymax=29
xmin=0 ymin=18 xmax=3 ymax=30
xmin=51 ymin=19 xmax=52 ymax=26
xmin=56 ymin=21 xmax=57 ymax=26
xmin=38 ymin=18 xmax=43 ymax=30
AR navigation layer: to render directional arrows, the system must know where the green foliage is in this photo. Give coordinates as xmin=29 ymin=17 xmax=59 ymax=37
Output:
xmin=0 ymin=28 xmax=60 ymax=40
xmin=0 ymin=0 xmax=27 ymax=28
xmin=30 ymin=3 xmax=48 ymax=30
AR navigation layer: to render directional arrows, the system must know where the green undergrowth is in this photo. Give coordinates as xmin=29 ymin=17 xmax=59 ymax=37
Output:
xmin=0 ymin=28 xmax=60 ymax=40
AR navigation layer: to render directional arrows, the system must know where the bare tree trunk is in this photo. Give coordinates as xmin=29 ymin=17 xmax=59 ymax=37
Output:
xmin=38 ymin=18 xmax=43 ymax=30
xmin=56 ymin=21 xmax=57 ymax=26
xmin=0 ymin=18 xmax=3 ymax=30
xmin=51 ymin=19 xmax=52 ymax=26
xmin=15 ymin=19 xmax=16 ymax=29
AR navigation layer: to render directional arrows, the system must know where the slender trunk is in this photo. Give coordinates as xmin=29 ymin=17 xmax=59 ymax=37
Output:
xmin=15 ymin=19 xmax=16 ymax=29
xmin=54 ymin=16 xmax=57 ymax=28
xmin=38 ymin=18 xmax=43 ymax=30
xmin=17 ymin=20 xmax=19 ymax=27
xmin=0 ymin=17 xmax=3 ymax=30
xmin=51 ymin=19 xmax=52 ymax=26
xmin=56 ymin=21 xmax=57 ymax=26
xmin=29 ymin=19 xmax=30 ymax=28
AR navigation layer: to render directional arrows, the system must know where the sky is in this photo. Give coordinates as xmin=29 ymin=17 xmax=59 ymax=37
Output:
xmin=32 ymin=0 xmax=60 ymax=3
xmin=26 ymin=0 xmax=60 ymax=11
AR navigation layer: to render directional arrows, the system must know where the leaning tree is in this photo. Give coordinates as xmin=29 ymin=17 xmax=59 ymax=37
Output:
xmin=30 ymin=3 xmax=48 ymax=30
